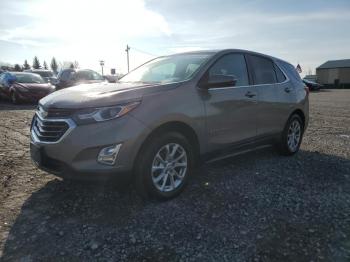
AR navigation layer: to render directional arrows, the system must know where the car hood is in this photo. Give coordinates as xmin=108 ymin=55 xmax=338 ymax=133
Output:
xmin=40 ymin=81 xmax=180 ymax=109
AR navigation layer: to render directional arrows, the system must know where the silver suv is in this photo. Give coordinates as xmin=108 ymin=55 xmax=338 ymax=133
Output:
xmin=30 ymin=49 xmax=309 ymax=199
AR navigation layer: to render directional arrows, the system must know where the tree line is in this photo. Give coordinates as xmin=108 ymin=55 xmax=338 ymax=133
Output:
xmin=13 ymin=57 xmax=79 ymax=74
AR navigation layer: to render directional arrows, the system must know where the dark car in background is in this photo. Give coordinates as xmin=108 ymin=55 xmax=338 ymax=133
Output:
xmin=55 ymin=69 xmax=105 ymax=90
xmin=25 ymin=69 xmax=57 ymax=84
xmin=0 ymin=72 xmax=55 ymax=104
xmin=303 ymin=79 xmax=322 ymax=91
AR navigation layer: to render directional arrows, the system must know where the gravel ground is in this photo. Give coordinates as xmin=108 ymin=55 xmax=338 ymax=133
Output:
xmin=0 ymin=90 xmax=350 ymax=261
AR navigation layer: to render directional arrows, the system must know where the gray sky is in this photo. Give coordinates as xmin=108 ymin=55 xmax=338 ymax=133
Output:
xmin=1 ymin=0 xmax=349 ymax=75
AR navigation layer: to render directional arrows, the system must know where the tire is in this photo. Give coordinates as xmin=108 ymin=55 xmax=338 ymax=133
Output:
xmin=11 ymin=92 xmax=20 ymax=104
xmin=134 ymin=132 xmax=194 ymax=200
xmin=277 ymin=114 xmax=304 ymax=156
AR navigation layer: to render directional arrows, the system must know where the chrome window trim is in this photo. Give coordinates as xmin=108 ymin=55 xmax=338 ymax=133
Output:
xmin=31 ymin=112 xmax=76 ymax=145
xmin=203 ymin=55 xmax=290 ymax=91
xmin=207 ymin=77 xmax=290 ymax=91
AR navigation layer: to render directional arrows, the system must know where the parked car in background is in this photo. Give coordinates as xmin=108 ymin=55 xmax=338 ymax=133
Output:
xmin=303 ymin=74 xmax=317 ymax=83
xmin=30 ymin=49 xmax=309 ymax=200
xmin=55 ymin=69 xmax=105 ymax=89
xmin=104 ymin=75 xmax=119 ymax=83
xmin=0 ymin=72 xmax=55 ymax=104
xmin=303 ymin=79 xmax=322 ymax=91
xmin=24 ymin=69 xmax=57 ymax=84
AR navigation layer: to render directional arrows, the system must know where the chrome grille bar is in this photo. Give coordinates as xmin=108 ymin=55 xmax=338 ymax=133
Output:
xmin=31 ymin=112 xmax=76 ymax=144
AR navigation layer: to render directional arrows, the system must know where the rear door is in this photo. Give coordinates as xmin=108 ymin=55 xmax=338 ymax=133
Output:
xmin=203 ymin=53 xmax=258 ymax=150
xmin=247 ymin=55 xmax=295 ymax=136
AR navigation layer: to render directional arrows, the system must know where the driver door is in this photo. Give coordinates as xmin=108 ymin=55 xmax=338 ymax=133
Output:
xmin=203 ymin=53 xmax=258 ymax=150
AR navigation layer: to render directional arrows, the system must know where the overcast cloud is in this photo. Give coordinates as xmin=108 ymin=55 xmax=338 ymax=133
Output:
xmin=0 ymin=0 xmax=349 ymax=75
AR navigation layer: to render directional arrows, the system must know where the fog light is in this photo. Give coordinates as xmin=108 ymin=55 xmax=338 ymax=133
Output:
xmin=97 ymin=144 xmax=122 ymax=165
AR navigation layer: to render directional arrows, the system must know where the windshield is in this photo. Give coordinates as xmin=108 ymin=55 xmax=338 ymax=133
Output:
xmin=14 ymin=73 xmax=45 ymax=84
xmin=119 ymin=54 xmax=211 ymax=84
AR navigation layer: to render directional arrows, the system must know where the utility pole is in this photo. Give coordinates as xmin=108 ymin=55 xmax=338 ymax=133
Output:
xmin=125 ymin=44 xmax=130 ymax=73
xmin=99 ymin=60 xmax=105 ymax=76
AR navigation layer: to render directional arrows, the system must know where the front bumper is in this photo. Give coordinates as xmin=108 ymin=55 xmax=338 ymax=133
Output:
xmin=30 ymin=114 xmax=150 ymax=180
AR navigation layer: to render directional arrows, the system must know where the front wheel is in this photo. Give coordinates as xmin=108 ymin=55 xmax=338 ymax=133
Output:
xmin=277 ymin=114 xmax=304 ymax=155
xmin=134 ymin=132 xmax=194 ymax=200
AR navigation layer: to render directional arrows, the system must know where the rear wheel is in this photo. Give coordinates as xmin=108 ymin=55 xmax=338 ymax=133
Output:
xmin=134 ymin=132 xmax=194 ymax=200
xmin=277 ymin=114 xmax=304 ymax=155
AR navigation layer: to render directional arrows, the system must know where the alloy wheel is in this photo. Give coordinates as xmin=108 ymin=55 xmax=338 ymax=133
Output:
xmin=151 ymin=143 xmax=188 ymax=192
xmin=287 ymin=120 xmax=301 ymax=152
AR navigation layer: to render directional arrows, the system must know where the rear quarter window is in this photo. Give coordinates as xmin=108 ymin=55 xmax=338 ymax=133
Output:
xmin=277 ymin=61 xmax=303 ymax=84
xmin=274 ymin=63 xmax=286 ymax=83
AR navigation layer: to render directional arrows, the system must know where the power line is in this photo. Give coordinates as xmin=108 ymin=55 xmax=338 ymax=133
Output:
xmin=128 ymin=46 xmax=158 ymax=57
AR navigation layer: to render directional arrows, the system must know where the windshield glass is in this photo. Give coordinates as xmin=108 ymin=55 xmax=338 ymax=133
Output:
xmin=119 ymin=54 xmax=211 ymax=84
xmin=14 ymin=73 xmax=45 ymax=84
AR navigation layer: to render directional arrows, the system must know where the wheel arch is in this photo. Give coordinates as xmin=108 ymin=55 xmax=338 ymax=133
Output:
xmin=134 ymin=121 xmax=201 ymax=169
xmin=290 ymin=109 xmax=305 ymax=128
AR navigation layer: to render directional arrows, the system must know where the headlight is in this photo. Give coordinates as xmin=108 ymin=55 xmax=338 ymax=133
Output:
xmin=74 ymin=101 xmax=140 ymax=125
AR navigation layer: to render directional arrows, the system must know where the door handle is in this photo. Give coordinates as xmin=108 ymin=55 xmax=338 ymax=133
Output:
xmin=284 ymin=87 xmax=292 ymax=93
xmin=245 ymin=91 xmax=256 ymax=98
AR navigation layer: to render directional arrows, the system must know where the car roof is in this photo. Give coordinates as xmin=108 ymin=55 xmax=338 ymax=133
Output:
xmin=167 ymin=49 xmax=290 ymax=65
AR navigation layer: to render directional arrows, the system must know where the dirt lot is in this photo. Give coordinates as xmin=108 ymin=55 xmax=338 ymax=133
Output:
xmin=0 ymin=90 xmax=350 ymax=261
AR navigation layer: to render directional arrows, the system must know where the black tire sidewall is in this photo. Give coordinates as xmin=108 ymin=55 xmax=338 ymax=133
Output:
xmin=280 ymin=114 xmax=304 ymax=155
xmin=135 ymin=132 xmax=194 ymax=200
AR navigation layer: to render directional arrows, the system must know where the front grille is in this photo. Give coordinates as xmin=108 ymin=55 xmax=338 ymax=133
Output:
xmin=47 ymin=108 xmax=75 ymax=118
xmin=32 ymin=115 xmax=69 ymax=142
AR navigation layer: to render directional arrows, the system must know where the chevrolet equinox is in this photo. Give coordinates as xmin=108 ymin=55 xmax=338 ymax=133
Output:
xmin=30 ymin=49 xmax=309 ymax=199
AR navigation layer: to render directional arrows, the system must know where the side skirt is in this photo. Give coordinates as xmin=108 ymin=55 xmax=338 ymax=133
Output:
xmin=201 ymin=133 xmax=280 ymax=164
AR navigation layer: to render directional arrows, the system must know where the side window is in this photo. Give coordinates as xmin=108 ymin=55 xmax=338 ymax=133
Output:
xmin=209 ymin=54 xmax=249 ymax=87
xmin=76 ymin=71 xmax=100 ymax=81
xmin=60 ymin=71 xmax=73 ymax=81
xmin=249 ymin=55 xmax=277 ymax=85
xmin=91 ymin=71 xmax=103 ymax=80
xmin=274 ymin=63 xmax=286 ymax=83
xmin=75 ymin=71 xmax=86 ymax=81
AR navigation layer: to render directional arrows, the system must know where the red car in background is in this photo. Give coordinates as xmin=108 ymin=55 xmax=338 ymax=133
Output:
xmin=0 ymin=72 xmax=55 ymax=104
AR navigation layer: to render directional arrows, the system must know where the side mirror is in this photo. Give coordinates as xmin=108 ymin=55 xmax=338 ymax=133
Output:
xmin=200 ymin=74 xmax=237 ymax=89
